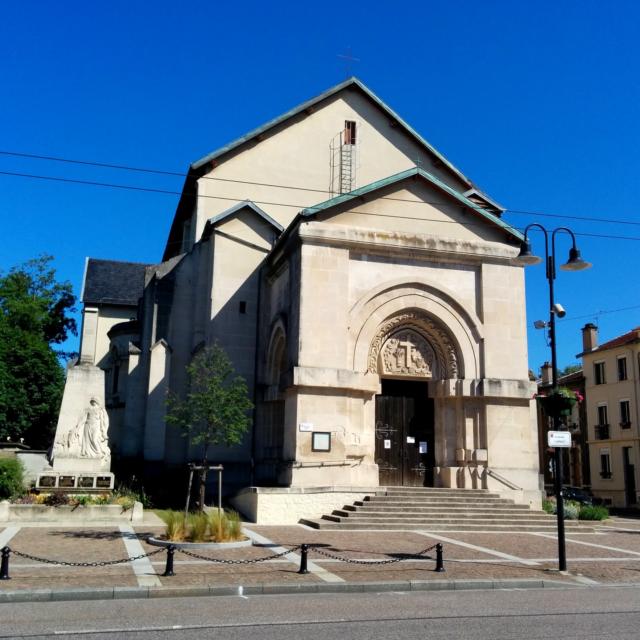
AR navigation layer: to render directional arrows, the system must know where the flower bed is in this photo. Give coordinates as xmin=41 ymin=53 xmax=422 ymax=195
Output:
xmin=155 ymin=509 xmax=247 ymax=544
xmin=0 ymin=500 xmax=143 ymax=522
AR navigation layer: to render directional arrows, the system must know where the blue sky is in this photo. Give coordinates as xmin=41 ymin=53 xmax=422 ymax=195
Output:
xmin=1 ymin=1 xmax=638 ymax=372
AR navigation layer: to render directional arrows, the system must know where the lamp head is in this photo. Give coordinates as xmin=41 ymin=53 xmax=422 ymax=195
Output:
xmin=560 ymin=246 xmax=592 ymax=272
xmin=513 ymin=239 xmax=543 ymax=266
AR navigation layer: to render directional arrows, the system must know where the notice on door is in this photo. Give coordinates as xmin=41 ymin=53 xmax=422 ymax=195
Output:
xmin=419 ymin=442 xmax=428 ymax=454
xmin=384 ymin=439 xmax=391 ymax=449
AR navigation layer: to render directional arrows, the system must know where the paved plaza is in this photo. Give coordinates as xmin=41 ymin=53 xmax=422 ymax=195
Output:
xmin=1 ymin=513 xmax=640 ymax=599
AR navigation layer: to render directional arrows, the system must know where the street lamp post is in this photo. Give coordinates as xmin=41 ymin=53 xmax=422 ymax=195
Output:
xmin=514 ymin=223 xmax=591 ymax=572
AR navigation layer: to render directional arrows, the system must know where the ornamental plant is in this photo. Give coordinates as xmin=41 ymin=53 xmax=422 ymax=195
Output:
xmin=159 ymin=508 xmax=244 ymax=542
xmin=536 ymin=386 xmax=583 ymax=417
xmin=0 ymin=458 xmax=25 ymax=499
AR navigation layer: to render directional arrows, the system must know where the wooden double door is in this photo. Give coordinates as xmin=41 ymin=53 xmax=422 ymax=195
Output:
xmin=375 ymin=379 xmax=435 ymax=487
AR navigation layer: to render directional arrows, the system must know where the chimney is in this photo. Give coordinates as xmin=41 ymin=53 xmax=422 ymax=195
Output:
xmin=582 ymin=323 xmax=598 ymax=352
xmin=541 ymin=362 xmax=553 ymax=385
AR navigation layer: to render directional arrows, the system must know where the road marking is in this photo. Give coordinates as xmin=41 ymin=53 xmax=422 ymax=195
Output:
xmin=242 ymin=527 xmax=345 ymax=583
xmin=531 ymin=532 xmax=640 ymax=557
xmin=416 ymin=532 xmax=540 ymax=566
xmin=119 ymin=524 xmax=161 ymax=587
xmin=0 ymin=526 xmax=20 ymax=548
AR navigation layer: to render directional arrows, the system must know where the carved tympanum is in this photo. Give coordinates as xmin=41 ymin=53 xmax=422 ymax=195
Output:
xmin=381 ymin=330 xmax=437 ymax=377
xmin=368 ymin=311 xmax=459 ymax=378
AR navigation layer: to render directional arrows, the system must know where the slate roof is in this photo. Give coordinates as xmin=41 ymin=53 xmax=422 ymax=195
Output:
xmin=82 ymin=258 xmax=152 ymax=306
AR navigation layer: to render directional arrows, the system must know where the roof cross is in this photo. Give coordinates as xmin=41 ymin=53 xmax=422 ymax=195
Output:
xmin=337 ymin=46 xmax=360 ymax=78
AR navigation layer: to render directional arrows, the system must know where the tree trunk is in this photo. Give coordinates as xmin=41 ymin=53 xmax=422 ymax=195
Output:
xmin=199 ymin=445 xmax=209 ymax=513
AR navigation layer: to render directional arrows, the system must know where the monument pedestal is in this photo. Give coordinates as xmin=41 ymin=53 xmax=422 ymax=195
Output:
xmin=39 ymin=362 xmax=116 ymax=493
xmin=36 ymin=471 xmax=115 ymax=491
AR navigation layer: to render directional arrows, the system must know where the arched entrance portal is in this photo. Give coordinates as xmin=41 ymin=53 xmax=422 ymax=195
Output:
xmin=375 ymin=379 xmax=434 ymax=486
xmin=369 ymin=315 xmax=460 ymax=487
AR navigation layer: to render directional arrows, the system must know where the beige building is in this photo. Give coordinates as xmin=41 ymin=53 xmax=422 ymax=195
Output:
xmin=59 ymin=78 xmax=541 ymax=521
xmin=579 ymin=323 xmax=640 ymax=507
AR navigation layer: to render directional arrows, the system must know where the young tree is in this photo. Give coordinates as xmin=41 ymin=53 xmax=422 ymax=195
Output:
xmin=0 ymin=256 xmax=77 ymax=447
xmin=166 ymin=343 xmax=253 ymax=510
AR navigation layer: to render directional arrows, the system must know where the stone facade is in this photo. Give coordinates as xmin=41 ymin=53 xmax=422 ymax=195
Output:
xmin=56 ymin=78 xmax=542 ymax=517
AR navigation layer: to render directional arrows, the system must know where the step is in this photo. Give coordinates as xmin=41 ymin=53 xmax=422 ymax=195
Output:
xmin=350 ymin=503 xmax=532 ymax=512
xmin=300 ymin=519 xmax=593 ymax=532
xmin=322 ymin=514 xmax=557 ymax=525
xmin=365 ymin=497 xmax=516 ymax=505
xmin=331 ymin=510 xmax=553 ymax=521
xmin=383 ymin=488 xmax=494 ymax=494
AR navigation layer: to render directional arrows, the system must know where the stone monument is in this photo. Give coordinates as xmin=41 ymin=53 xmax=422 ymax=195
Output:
xmin=36 ymin=363 xmax=115 ymax=491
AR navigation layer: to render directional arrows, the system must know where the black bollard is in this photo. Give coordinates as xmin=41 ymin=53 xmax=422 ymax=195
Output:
xmin=163 ymin=545 xmax=176 ymax=577
xmin=435 ymin=543 xmax=445 ymax=572
xmin=298 ymin=544 xmax=309 ymax=574
xmin=0 ymin=547 xmax=10 ymax=580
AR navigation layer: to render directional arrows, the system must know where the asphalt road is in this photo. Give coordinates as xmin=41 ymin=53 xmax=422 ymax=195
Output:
xmin=1 ymin=585 xmax=639 ymax=639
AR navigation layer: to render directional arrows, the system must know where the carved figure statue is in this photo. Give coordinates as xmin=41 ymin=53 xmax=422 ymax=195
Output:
xmin=78 ymin=398 xmax=110 ymax=460
xmin=54 ymin=397 xmax=110 ymax=461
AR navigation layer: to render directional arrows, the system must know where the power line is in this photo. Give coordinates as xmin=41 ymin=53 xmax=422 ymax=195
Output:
xmin=563 ymin=304 xmax=640 ymax=322
xmin=2 ymin=148 xmax=640 ymax=228
xmin=2 ymin=167 xmax=640 ymax=243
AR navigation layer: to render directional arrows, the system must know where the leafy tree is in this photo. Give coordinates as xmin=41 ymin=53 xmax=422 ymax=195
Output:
xmin=166 ymin=343 xmax=253 ymax=510
xmin=0 ymin=256 xmax=77 ymax=447
xmin=558 ymin=364 xmax=582 ymax=377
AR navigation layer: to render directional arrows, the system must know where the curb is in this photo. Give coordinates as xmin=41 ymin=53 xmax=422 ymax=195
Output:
xmin=0 ymin=578 xmax=584 ymax=603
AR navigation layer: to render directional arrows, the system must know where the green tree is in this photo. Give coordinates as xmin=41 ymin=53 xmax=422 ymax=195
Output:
xmin=166 ymin=343 xmax=253 ymax=510
xmin=558 ymin=364 xmax=582 ymax=377
xmin=0 ymin=256 xmax=77 ymax=447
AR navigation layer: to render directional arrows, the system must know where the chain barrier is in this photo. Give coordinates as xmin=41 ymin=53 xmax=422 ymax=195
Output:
xmin=308 ymin=543 xmax=438 ymax=565
xmin=7 ymin=547 xmax=165 ymax=567
xmin=0 ymin=540 xmax=445 ymax=580
xmin=175 ymin=544 xmax=303 ymax=564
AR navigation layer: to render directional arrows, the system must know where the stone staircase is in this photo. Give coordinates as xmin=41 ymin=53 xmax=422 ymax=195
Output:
xmin=300 ymin=487 xmax=592 ymax=532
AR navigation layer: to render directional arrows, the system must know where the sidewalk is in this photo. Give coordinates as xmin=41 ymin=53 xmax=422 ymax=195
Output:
xmin=1 ymin=515 xmax=640 ymax=601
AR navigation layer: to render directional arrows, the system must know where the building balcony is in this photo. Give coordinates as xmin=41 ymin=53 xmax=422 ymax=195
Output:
xmin=595 ymin=424 xmax=610 ymax=440
xmin=600 ymin=471 xmax=612 ymax=479
xmin=620 ymin=421 xmax=632 ymax=430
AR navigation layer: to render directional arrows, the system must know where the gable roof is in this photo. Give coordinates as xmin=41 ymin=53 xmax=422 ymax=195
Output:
xmin=191 ymin=78 xmax=494 ymax=203
xmin=163 ymin=78 xmax=504 ymax=261
xmin=81 ymin=258 xmax=151 ymax=306
xmin=204 ymin=200 xmax=284 ymax=234
xmin=300 ymin=167 xmax=523 ymax=242
xmin=586 ymin=327 xmax=640 ymax=355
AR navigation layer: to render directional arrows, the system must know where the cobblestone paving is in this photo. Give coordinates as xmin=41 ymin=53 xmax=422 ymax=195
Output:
xmin=1 ymin=521 xmax=640 ymax=591
xmin=248 ymin=528 xmax=499 ymax=560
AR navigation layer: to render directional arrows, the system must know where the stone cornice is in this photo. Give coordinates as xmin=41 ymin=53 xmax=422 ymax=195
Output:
xmin=298 ymin=221 xmax=519 ymax=263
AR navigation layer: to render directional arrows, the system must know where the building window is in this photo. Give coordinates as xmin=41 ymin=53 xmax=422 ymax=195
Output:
xmin=594 ymin=361 xmax=606 ymax=385
xmin=344 ymin=120 xmax=357 ymax=145
xmin=596 ymin=405 xmax=609 ymax=440
xmin=617 ymin=357 xmax=628 ymax=381
xmin=620 ymin=400 xmax=631 ymax=428
xmin=597 ymin=404 xmax=608 ymax=425
xmin=239 ymin=301 xmax=247 ymax=314
xmin=600 ymin=449 xmax=612 ymax=479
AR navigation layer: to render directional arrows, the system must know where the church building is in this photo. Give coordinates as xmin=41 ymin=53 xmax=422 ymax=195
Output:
xmin=59 ymin=78 xmax=540 ymax=522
